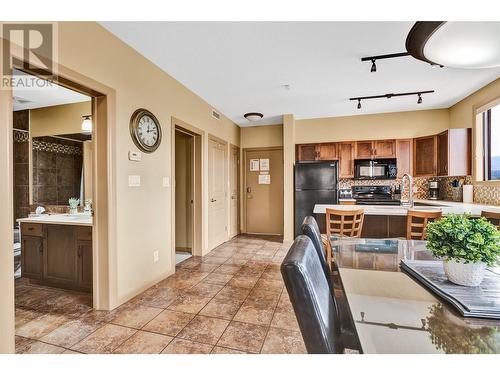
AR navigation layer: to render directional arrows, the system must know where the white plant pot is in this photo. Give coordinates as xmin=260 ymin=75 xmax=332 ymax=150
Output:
xmin=443 ymin=259 xmax=486 ymax=287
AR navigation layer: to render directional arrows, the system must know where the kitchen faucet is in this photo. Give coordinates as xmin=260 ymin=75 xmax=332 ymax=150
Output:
xmin=401 ymin=173 xmax=414 ymax=208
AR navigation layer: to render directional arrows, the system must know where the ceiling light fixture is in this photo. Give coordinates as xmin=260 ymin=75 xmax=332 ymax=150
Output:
xmin=244 ymin=112 xmax=264 ymax=122
xmin=349 ymin=90 xmax=434 ymax=109
xmin=81 ymin=115 xmax=92 ymax=132
xmin=361 ymin=52 xmax=410 ymax=72
xmin=406 ymin=21 xmax=500 ymax=69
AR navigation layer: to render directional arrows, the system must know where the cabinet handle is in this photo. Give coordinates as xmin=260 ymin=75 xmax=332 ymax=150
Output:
xmin=77 ymin=245 xmax=82 ymax=258
xmin=38 ymin=243 xmax=43 ymax=253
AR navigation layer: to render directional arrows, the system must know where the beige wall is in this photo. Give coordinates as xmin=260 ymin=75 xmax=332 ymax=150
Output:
xmin=449 ymin=78 xmax=500 ymax=129
xmin=240 ymin=125 xmax=283 ymax=149
xmin=30 ymin=101 xmax=92 ymax=137
xmin=175 ymin=131 xmax=192 ymax=250
xmin=295 ymin=109 xmax=450 ymax=144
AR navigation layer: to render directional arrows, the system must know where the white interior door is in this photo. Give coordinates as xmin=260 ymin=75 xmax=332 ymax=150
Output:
xmin=229 ymin=146 xmax=239 ymax=238
xmin=208 ymin=138 xmax=227 ymax=249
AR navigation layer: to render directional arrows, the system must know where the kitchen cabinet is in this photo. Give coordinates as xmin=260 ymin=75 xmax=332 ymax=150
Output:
xmin=296 ymin=143 xmax=336 ymax=161
xmin=437 ymin=129 xmax=471 ymax=176
xmin=413 ymin=135 xmax=437 ymax=176
xmin=337 ymin=142 xmax=355 ymax=178
xmin=374 ymin=140 xmax=396 ymax=158
xmin=21 ymin=223 xmax=92 ymax=292
xmin=396 ymin=139 xmax=413 ymax=177
xmin=355 ymin=141 xmax=373 ymax=159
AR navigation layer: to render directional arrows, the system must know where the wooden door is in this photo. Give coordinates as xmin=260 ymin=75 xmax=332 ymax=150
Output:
xmin=245 ymin=148 xmax=284 ymax=235
xmin=296 ymin=144 xmax=317 ymax=161
xmin=77 ymin=240 xmax=93 ymax=291
xmin=374 ymin=140 xmax=396 ymax=158
xmin=338 ymin=142 xmax=355 ymax=178
xmin=413 ymin=135 xmax=437 ymax=176
xmin=437 ymin=131 xmax=449 ymax=176
xmin=44 ymin=225 xmax=78 ymax=285
xmin=316 ymin=143 xmax=337 ymax=160
xmin=396 ymin=139 xmax=413 ymax=177
xmin=21 ymin=236 xmax=44 ymax=279
xmin=355 ymin=141 xmax=373 ymax=159
xmin=229 ymin=145 xmax=240 ymax=238
xmin=208 ymin=138 xmax=227 ymax=249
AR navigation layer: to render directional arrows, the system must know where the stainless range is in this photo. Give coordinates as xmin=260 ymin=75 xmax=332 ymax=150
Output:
xmin=352 ymin=185 xmax=401 ymax=205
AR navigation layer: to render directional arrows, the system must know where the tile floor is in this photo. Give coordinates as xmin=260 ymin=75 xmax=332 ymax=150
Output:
xmin=15 ymin=235 xmax=306 ymax=354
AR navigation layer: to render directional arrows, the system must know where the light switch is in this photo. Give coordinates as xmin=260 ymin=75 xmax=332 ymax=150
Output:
xmin=162 ymin=177 xmax=170 ymax=188
xmin=128 ymin=175 xmax=141 ymax=187
xmin=128 ymin=151 xmax=142 ymax=161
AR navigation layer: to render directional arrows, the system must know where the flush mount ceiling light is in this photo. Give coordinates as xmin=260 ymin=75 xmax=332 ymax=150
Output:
xmin=350 ymin=90 xmax=434 ymax=110
xmin=244 ymin=112 xmax=264 ymax=122
xmin=406 ymin=21 xmax=500 ymax=69
xmin=81 ymin=115 xmax=92 ymax=132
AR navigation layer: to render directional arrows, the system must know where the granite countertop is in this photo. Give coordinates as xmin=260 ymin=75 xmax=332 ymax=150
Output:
xmin=314 ymin=199 xmax=500 ymax=216
xmin=17 ymin=213 xmax=93 ymax=226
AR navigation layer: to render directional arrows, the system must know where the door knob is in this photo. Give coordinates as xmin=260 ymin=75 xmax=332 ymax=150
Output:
xmin=246 ymin=187 xmax=251 ymax=193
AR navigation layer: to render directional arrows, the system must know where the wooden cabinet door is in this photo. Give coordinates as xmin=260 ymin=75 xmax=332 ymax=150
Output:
xmin=43 ymin=225 xmax=78 ymax=286
xmin=338 ymin=142 xmax=355 ymax=178
xmin=396 ymin=139 xmax=413 ymax=177
xmin=316 ymin=143 xmax=337 ymax=160
xmin=296 ymin=144 xmax=317 ymax=161
xmin=437 ymin=131 xmax=449 ymax=176
xmin=355 ymin=141 xmax=373 ymax=159
xmin=374 ymin=140 xmax=396 ymax=158
xmin=77 ymin=240 xmax=93 ymax=291
xmin=21 ymin=236 xmax=44 ymax=279
xmin=413 ymin=135 xmax=437 ymax=176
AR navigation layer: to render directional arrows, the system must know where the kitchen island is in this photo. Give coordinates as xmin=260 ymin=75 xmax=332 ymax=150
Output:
xmin=313 ymin=200 xmax=500 ymax=238
xmin=17 ymin=214 xmax=93 ymax=292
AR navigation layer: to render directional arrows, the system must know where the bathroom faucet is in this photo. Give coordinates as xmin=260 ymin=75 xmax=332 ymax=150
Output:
xmin=401 ymin=173 xmax=414 ymax=208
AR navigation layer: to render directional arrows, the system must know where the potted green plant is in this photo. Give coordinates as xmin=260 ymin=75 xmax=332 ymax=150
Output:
xmin=426 ymin=214 xmax=500 ymax=287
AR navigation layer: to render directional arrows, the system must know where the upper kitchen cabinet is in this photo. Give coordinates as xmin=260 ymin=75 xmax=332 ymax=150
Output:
xmin=413 ymin=135 xmax=437 ymax=176
xmin=437 ymin=128 xmax=471 ymax=176
xmin=355 ymin=140 xmax=396 ymax=159
xmin=395 ymin=139 xmax=413 ymax=178
xmin=338 ymin=142 xmax=355 ymax=178
xmin=296 ymin=143 xmax=337 ymax=161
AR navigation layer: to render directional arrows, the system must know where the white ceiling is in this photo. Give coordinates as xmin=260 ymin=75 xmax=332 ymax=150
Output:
xmin=101 ymin=22 xmax=500 ymax=126
xmin=12 ymin=70 xmax=90 ymax=111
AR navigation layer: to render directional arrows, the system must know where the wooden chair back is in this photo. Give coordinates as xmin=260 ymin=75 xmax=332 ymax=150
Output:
xmin=481 ymin=211 xmax=500 ymax=229
xmin=326 ymin=208 xmax=365 ymax=239
xmin=406 ymin=209 xmax=442 ymax=240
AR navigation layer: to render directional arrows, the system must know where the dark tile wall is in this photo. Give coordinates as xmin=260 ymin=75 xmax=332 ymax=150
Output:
xmin=32 ymin=136 xmax=83 ymax=206
xmin=13 ymin=111 xmax=30 ymax=225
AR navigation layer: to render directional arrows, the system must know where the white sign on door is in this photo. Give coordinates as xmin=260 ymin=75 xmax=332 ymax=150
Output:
xmin=250 ymin=159 xmax=260 ymax=171
xmin=259 ymin=158 xmax=270 ymax=171
xmin=258 ymin=174 xmax=271 ymax=184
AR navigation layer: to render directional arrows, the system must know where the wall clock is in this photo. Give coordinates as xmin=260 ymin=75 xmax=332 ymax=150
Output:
xmin=129 ymin=108 xmax=162 ymax=153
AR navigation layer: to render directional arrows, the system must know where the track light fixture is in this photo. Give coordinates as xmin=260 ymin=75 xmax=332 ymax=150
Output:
xmin=350 ymin=90 xmax=434 ymax=109
xmin=361 ymin=52 xmax=410 ymax=72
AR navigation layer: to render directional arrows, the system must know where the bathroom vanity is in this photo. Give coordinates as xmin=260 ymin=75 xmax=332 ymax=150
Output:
xmin=17 ymin=214 xmax=93 ymax=292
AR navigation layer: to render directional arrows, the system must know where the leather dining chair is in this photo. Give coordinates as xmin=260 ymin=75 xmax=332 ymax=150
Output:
xmin=301 ymin=216 xmax=332 ymax=278
xmin=406 ymin=209 xmax=442 ymax=240
xmin=481 ymin=210 xmax=500 ymax=229
xmin=281 ymin=235 xmax=345 ymax=354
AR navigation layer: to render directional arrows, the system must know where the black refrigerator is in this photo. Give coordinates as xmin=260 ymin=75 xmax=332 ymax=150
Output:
xmin=294 ymin=161 xmax=339 ymax=237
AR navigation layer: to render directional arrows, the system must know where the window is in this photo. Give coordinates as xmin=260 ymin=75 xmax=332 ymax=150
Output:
xmin=483 ymin=103 xmax=500 ymax=181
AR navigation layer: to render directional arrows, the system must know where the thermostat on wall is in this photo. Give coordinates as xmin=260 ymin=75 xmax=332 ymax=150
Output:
xmin=128 ymin=150 xmax=142 ymax=161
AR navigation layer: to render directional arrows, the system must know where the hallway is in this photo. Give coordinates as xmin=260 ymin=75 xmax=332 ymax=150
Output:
xmin=15 ymin=235 xmax=305 ymax=354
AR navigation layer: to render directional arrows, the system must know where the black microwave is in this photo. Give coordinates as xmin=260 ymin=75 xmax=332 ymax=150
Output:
xmin=354 ymin=159 xmax=397 ymax=180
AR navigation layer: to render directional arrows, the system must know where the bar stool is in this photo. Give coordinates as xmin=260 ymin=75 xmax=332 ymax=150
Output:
xmin=481 ymin=210 xmax=500 ymax=229
xmin=325 ymin=208 xmax=365 ymax=266
xmin=406 ymin=209 xmax=442 ymax=240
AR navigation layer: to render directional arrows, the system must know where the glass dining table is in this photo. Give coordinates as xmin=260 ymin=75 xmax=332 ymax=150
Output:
xmin=329 ymin=237 xmax=500 ymax=354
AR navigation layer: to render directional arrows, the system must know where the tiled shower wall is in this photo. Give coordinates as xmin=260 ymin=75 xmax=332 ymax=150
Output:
xmin=32 ymin=136 xmax=83 ymax=206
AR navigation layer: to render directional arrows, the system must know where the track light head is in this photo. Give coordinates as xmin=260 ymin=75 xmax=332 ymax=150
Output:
xmin=417 ymin=94 xmax=422 ymax=104
xmin=370 ymin=59 xmax=377 ymax=72
xmin=357 ymin=99 xmax=362 ymax=110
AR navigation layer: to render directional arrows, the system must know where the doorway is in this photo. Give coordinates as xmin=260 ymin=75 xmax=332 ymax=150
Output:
xmin=208 ymin=137 xmax=228 ymax=249
xmin=174 ymin=129 xmax=194 ymax=264
xmin=244 ymin=148 xmax=284 ymax=235
xmin=229 ymin=145 xmax=240 ymax=238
